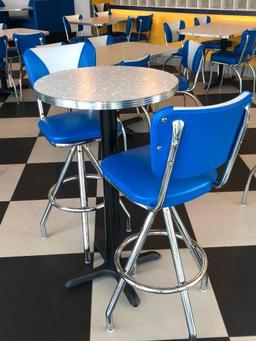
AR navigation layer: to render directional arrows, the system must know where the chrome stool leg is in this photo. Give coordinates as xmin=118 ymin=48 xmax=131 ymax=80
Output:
xmin=163 ymin=207 xmax=197 ymax=340
xmin=171 ymin=207 xmax=208 ymax=292
xmin=206 ymin=63 xmax=214 ymax=94
xmin=119 ymin=198 xmax=131 ymax=232
xmin=40 ymin=146 xmax=76 ymax=239
xmin=241 ymin=164 xmax=256 ymax=206
xmin=77 ymin=145 xmax=91 ymax=264
xmin=106 ymin=211 xmax=156 ymax=332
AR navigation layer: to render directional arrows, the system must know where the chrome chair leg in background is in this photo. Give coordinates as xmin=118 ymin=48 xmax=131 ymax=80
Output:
xmin=241 ymin=164 xmax=256 ymax=206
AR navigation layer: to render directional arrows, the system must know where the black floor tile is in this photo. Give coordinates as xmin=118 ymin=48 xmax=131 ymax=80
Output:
xmin=0 ymin=201 xmax=9 ymax=224
xmin=0 ymin=102 xmax=50 ymax=118
xmin=212 ymin=156 xmax=256 ymax=192
xmin=206 ymin=245 xmax=256 ymax=337
xmin=197 ymin=93 xmax=239 ymax=106
xmin=0 ymin=137 xmax=36 ymax=164
xmin=240 ymin=128 xmax=256 ymax=154
xmin=95 ymin=197 xmax=196 ymax=251
xmin=0 ymin=253 xmax=91 ymax=341
xmin=12 ymin=161 xmax=97 ymax=201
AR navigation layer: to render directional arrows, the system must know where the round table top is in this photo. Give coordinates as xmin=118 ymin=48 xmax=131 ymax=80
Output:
xmin=0 ymin=7 xmax=32 ymax=12
xmin=34 ymin=66 xmax=178 ymax=110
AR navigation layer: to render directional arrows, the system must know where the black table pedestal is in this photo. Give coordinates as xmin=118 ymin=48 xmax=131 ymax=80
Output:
xmin=65 ymin=109 xmax=161 ymax=306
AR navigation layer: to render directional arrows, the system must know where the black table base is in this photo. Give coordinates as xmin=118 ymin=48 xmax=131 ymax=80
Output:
xmin=65 ymin=109 xmax=161 ymax=306
xmin=65 ymin=251 xmax=160 ymax=306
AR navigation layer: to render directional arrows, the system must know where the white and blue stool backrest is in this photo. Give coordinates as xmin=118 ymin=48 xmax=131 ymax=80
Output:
xmin=116 ymin=54 xmax=150 ymax=67
xmin=63 ymin=14 xmax=83 ymax=33
xmin=87 ymin=34 xmax=114 ymax=47
xmin=194 ymin=15 xmax=211 ymax=26
xmin=150 ymin=92 xmax=253 ymax=179
xmin=13 ymin=32 xmax=45 ymax=56
xmin=181 ymin=40 xmax=204 ymax=75
xmin=94 ymin=3 xmax=108 ymax=13
xmin=126 ymin=16 xmax=134 ymax=36
xmin=136 ymin=14 xmax=153 ymax=33
xmin=164 ymin=20 xmax=185 ymax=44
xmin=23 ymin=42 xmax=96 ymax=87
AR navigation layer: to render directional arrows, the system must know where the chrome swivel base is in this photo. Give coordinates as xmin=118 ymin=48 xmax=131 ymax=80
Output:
xmin=105 ymin=207 xmax=208 ymax=340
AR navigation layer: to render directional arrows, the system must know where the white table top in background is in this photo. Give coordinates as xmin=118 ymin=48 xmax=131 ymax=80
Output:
xmin=69 ymin=14 xmax=127 ymax=27
xmin=0 ymin=28 xmax=49 ymax=40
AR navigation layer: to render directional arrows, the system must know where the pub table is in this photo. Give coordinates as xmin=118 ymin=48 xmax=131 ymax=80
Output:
xmin=34 ymin=66 xmax=178 ymax=306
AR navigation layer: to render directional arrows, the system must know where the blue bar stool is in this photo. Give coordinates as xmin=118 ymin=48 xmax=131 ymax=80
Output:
xmin=111 ymin=16 xmax=134 ymax=43
xmin=13 ymin=32 xmax=45 ymax=102
xmin=102 ymin=92 xmax=253 ymax=339
xmin=163 ymin=20 xmax=185 ymax=70
xmin=129 ymin=14 xmax=153 ymax=42
xmin=207 ymin=29 xmax=256 ymax=95
xmin=23 ymin=42 xmax=129 ymax=263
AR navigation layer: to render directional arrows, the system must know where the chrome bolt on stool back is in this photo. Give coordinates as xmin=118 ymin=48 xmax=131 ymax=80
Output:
xmin=100 ymin=92 xmax=252 ymax=339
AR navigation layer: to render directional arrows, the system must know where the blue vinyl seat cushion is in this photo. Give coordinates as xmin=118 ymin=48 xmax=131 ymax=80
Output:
xmin=177 ymin=75 xmax=190 ymax=91
xmin=202 ymin=40 xmax=221 ymax=50
xmin=0 ymin=58 xmax=5 ymax=69
xmin=211 ymin=51 xmax=243 ymax=64
xmin=101 ymin=145 xmax=217 ymax=207
xmin=172 ymin=47 xmax=183 ymax=57
xmin=39 ymin=111 xmax=122 ymax=145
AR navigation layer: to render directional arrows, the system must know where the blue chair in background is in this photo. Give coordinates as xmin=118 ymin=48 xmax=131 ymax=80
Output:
xmin=194 ymin=16 xmax=222 ymax=83
xmin=23 ymin=42 xmax=129 ymax=263
xmin=116 ymin=55 xmax=151 ymax=129
xmin=0 ymin=35 xmax=18 ymax=100
xmin=111 ymin=16 xmax=134 ymax=43
xmin=13 ymin=32 xmax=45 ymax=102
xmin=175 ymin=40 xmax=204 ymax=106
xmin=129 ymin=14 xmax=153 ymax=42
xmin=63 ymin=14 xmax=88 ymax=43
xmin=163 ymin=20 xmax=185 ymax=70
xmin=207 ymin=29 xmax=256 ymax=94
xmin=103 ymin=91 xmax=253 ymax=339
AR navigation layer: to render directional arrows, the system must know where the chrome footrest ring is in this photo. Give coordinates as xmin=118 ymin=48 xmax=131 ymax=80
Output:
xmin=48 ymin=174 xmax=104 ymax=213
xmin=114 ymin=229 xmax=208 ymax=294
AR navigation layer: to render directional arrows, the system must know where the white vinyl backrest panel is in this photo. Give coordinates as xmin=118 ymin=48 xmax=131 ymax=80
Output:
xmin=167 ymin=21 xmax=181 ymax=42
xmin=31 ymin=43 xmax=85 ymax=74
xmin=197 ymin=16 xmax=208 ymax=24
xmin=66 ymin=14 xmax=81 ymax=33
xmin=88 ymin=35 xmax=108 ymax=47
xmin=187 ymin=40 xmax=200 ymax=70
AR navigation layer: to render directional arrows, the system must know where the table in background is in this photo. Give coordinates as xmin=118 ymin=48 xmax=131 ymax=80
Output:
xmin=96 ymin=41 xmax=177 ymax=65
xmin=69 ymin=14 xmax=127 ymax=35
xmin=34 ymin=66 xmax=178 ymax=305
xmin=0 ymin=27 xmax=49 ymax=41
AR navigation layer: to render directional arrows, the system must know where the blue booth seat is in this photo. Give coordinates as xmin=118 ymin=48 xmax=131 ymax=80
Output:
xmin=22 ymin=0 xmax=75 ymax=33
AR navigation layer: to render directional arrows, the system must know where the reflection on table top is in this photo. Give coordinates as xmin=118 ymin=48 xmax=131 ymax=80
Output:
xmin=69 ymin=14 xmax=127 ymax=27
xmin=0 ymin=7 xmax=32 ymax=12
xmin=96 ymin=42 xmax=177 ymax=66
xmin=34 ymin=66 xmax=178 ymax=111
xmin=179 ymin=22 xmax=256 ymax=39
xmin=0 ymin=28 xmax=49 ymax=40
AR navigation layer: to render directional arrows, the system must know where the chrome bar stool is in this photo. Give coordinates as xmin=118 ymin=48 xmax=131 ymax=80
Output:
xmin=23 ymin=42 xmax=129 ymax=263
xmin=101 ymin=92 xmax=252 ymax=339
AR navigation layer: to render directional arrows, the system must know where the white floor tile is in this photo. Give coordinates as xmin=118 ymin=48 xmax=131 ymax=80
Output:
xmin=0 ymin=164 xmax=25 ymax=201
xmin=90 ymin=250 xmax=227 ymax=341
xmin=186 ymin=191 xmax=256 ymax=247
xmin=0 ymin=117 xmax=39 ymax=138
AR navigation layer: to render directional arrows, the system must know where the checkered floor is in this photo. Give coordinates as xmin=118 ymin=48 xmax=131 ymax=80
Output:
xmin=1 ymin=62 xmax=256 ymax=341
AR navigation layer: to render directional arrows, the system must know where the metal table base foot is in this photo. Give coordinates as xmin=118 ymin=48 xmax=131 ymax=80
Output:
xmin=65 ymin=250 xmax=161 ymax=307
